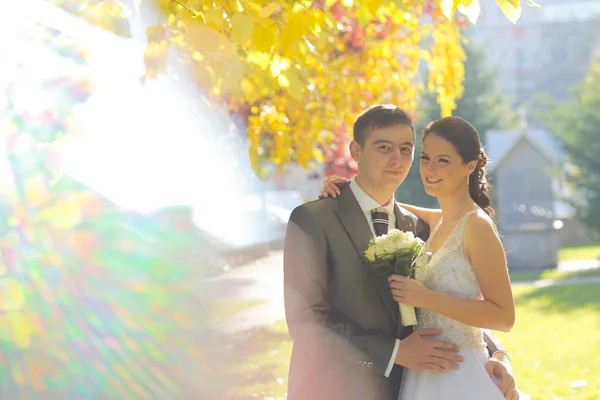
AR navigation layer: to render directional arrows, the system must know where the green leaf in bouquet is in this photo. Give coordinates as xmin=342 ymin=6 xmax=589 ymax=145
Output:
xmin=393 ymin=256 xmax=414 ymax=276
xmin=368 ymin=259 xmax=394 ymax=275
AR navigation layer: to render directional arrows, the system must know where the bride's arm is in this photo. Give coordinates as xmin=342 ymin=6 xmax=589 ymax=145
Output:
xmin=397 ymin=203 xmax=441 ymax=228
xmin=390 ymin=213 xmax=515 ymax=332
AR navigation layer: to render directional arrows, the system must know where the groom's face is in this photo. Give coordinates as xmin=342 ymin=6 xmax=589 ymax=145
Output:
xmin=350 ymin=123 xmax=415 ymax=192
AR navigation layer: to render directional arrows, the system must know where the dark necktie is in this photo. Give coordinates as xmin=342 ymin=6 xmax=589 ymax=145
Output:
xmin=371 ymin=209 xmax=389 ymax=237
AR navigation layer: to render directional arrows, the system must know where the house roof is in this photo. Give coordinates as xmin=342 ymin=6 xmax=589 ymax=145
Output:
xmin=486 ymin=128 xmax=563 ymax=172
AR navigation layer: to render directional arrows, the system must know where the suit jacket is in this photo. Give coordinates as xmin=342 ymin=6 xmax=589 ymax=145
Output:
xmin=283 ymin=184 xmax=504 ymax=400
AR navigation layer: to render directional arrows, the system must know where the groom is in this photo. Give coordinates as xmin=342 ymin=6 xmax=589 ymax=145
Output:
xmin=284 ymin=104 xmax=517 ymax=400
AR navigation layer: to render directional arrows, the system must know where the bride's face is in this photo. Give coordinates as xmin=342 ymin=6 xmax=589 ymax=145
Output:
xmin=419 ymin=133 xmax=474 ymax=198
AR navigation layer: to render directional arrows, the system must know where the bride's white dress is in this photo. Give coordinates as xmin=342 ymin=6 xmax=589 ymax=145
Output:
xmin=399 ymin=208 xmax=505 ymax=400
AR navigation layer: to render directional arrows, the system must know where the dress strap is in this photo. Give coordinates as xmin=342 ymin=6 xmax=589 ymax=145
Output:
xmin=457 ymin=209 xmax=480 ymax=228
xmin=455 ymin=208 xmax=487 ymax=255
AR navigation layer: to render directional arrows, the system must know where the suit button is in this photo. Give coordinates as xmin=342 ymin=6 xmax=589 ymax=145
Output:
xmin=367 ymin=362 xmax=373 ymax=368
xmin=356 ymin=361 xmax=362 ymax=366
xmin=362 ymin=361 xmax=368 ymax=367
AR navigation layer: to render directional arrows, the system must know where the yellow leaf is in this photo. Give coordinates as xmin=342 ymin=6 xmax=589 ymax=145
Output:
xmin=0 ymin=311 xmax=33 ymax=348
xmin=241 ymin=78 xmax=260 ymax=103
xmin=280 ymin=11 xmax=309 ymax=53
xmin=496 ymin=0 xmax=522 ymax=23
xmin=440 ymin=0 xmax=461 ymax=20
xmin=270 ymin=56 xmax=290 ymax=77
xmin=313 ymin=147 xmax=324 ymax=163
xmin=308 ymin=9 xmax=326 ymax=33
xmin=0 ymin=278 xmax=24 ymax=311
xmin=187 ymin=23 xmax=222 ymax=56
xmin=171 ymin=32 xmax=186 ymax=47
xmin=204 ymin=8 xmax=226 ymax=30
xmin=342 ymin=0 xmax=353 ymax=6
xmin=325 ymin=0 xmax=338 ymax=8
xmin=277 ymin=74 xmax=290 ymax=88
xmin=284 ymin=69 xmax=305 ymax=101
xmin=167 ymin=13 xmax=176 ymax=26
xmin=231 ymin=12 xmax=255 ymax=46
xmin=457 ymin=0 xmax=481 ymax=24
xmin=252 ymin=23 xmax=277 ymax=53
xmin=247 ymin=50 xmax=271 ymax=70
xmin=219 ymin=57 xmax=246 ymax=93
xmin=367 ymin=0 xmax=383 ymax=14
xmin=259 ymin=3 xmax=280 ymax=18
xmin=253 ymin=68 xmax=277 ymax=91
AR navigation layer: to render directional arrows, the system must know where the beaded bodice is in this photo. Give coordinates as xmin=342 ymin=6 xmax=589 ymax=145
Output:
xmin=414 ymin=209 xmax=489 ymax=348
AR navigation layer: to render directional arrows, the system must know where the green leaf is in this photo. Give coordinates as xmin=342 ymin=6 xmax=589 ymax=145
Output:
xmin=393 ymin=257 xmax=414 ymax=276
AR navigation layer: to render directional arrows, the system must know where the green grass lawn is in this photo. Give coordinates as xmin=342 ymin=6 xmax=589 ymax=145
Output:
xmin=509 ymin=267 xmax=600 ymax=283
xmin=496 ymin=283 xmax=600 ymax=400
xmin=508 ymin=245 xmax=600 ymax=283
xmin=559 ymin=245 xmax=600 ymax=262
xmin=217 ymin=283 xmax=600 ymax=399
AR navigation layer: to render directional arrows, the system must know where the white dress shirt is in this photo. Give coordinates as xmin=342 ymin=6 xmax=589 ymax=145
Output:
xmin=349 ymin=177 xmax=400 ymax=378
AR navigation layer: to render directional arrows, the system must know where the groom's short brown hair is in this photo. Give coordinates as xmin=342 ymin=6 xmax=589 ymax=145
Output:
xmin=353 ymin=104 xmax=414 ymax=146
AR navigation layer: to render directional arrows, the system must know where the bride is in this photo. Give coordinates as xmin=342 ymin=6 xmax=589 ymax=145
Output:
xmin=322 ymin=116 xmax=525 ymax=399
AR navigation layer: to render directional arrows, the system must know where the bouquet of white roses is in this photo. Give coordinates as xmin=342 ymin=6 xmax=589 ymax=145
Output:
xmin=365 ymin=229 xmax=427 ymax=326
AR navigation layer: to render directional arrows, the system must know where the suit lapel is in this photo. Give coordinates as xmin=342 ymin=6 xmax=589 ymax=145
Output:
xmin=394 ymin=203 xmax=415 ymax=233
xmin=335 ymin=185 xmax=398 ymax=322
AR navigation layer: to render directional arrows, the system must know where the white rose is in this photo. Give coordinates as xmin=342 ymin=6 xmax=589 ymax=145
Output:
xmin=386 ymin=229 xmax=401 ymax=238
xmin=374 ymin=241 xmax=391 ymax=259
xmin=381 ymin=238 xmax=400 ymax=255
xmin=365 ymin=246 xmax=376 ymax=262
xmin=402 ymin=231 xmax=415 ymax=242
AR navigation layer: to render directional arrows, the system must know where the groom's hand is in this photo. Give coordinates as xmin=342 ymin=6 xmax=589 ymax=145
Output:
xmin=394 ymin=328 xmax=464 ymax=372
xmin=486 ymin=352 xmax=519 ymax=400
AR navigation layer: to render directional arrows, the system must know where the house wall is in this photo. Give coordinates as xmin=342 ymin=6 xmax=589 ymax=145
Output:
xmin=558 ymin=217 xmax=600 ymax=247
xmin=494 ymin=138 xmax=559 ymax=269
xmin=502 ymin=228 xmax=560 ymax=269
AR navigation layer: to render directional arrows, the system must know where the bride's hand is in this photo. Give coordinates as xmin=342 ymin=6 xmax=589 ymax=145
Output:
xmin=388 ymin=275 xmax=432 ymax=308
xmin=318 ymin=175 xmax=348 ymax=199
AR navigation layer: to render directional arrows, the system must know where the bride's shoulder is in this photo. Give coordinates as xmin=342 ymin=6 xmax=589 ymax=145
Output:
xmin=462 ymin=209 xmax=500 ymax=244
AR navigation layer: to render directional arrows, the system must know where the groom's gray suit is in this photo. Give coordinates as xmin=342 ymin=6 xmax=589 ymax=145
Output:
xmin=284 ymin=183 xmax=504 ymax=400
